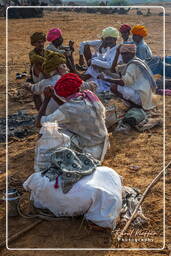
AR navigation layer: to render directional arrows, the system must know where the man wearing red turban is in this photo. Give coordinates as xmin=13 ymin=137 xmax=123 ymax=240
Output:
xmin=119 ymin=24 xmax=132 ymax=43
xmin=35 ymin=73 xmax=108 ymax=161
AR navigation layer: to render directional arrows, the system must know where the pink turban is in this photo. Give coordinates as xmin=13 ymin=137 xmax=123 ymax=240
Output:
xmin=120 ymin=44 xmax=136 ymax=53
xmin=47 ymin=28 xmax=62 ymax=42
xmin=119 ymin=24 xmax=131 ymax=33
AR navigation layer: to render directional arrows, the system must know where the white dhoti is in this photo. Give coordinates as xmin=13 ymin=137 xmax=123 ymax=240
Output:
xmin=117 ymin=85 xmax=142 ymax=106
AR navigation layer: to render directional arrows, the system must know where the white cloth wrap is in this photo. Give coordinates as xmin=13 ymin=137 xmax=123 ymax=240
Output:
xmin=23 ymin=166 xmax=122 ymax=229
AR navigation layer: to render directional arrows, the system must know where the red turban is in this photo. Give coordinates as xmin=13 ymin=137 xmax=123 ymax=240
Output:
xmin=54 ymin=73 xmax=83 ymax=98
xmin=119 ymin=24 xmax=131 ymax=33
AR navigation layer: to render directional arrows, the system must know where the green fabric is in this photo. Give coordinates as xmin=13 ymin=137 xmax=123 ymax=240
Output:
xmin=41 ymin=147 xmax=99 ymax=194
xmin=29 ymin=49 xmax=53 ymax=66
xmin=29 ymin=49 xmax=45 ymax=65
xmin=42 ymin=51 xmax=66 ymax=75
xmin=123 ymin=108 xmax=147 ymax=127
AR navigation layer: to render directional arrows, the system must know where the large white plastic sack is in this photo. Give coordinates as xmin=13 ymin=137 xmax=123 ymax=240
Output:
xmin=34 ymin=122 xmax=70 ymax=172
xmin=23 ymin=166 xmax=122 ymax=229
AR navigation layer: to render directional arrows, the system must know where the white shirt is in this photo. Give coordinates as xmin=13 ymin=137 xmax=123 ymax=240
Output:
xmin=122 ymin=63 xmax=155 ymax=110
xmin=31 ymin=74 xmax=61 ymax=115
xmin=91 ymin=45 xmax=122 ymax=69
xmin=79 ymin=40 xmax=102 ymax=55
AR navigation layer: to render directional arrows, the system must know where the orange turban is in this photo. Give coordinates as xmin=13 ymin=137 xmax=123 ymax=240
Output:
xmin=131 ymin=25 xmax=148 ymax=37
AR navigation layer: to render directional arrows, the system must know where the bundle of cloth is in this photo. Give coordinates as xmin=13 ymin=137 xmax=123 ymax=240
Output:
xmin=24 ymin=147 xmax=147 ymax=230
xmin=24 ymin=147 xmax=122 ymax=229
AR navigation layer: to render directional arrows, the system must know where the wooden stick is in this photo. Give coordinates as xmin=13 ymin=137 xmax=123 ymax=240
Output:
xmin=117 ymin=161 xmax=171 ymax=241
xmin=0 ymin=219 xmax=43 ymax=248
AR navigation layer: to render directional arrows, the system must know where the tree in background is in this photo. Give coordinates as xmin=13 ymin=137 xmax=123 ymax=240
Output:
xmin=109 ymin=0 xmax=129 ymax=6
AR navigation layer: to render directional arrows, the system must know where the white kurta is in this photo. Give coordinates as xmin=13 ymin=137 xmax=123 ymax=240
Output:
xmin=120 ymin=63 xmax=155 ymax=110
xmin=31 ymin=74 xmax=61 ymax=115
xmin=86 ymin=46 xmax=122 ymax=93
xmin=40 ymin=97 xmax=108 ymax=161
xmin=79 ymin=39 xmax=102 ymax=55
xmin=31 ymin=65 xmax=44 ymax=84
xmin=23 ymin=166 xmax=122 ymax=229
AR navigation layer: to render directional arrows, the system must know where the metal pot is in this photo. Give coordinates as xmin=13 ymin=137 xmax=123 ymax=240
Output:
xmin=2 ymin=188 xmax=20 ymax=217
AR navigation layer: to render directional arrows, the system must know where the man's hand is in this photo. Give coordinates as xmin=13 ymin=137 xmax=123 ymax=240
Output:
xmin=79 ymin=55 xmax=85 ymax=66
xmin=88 ymin=81 xmax=97 ymax=93
xmin=43 ymin=86 xmax=54 ymax=99
xmin=97 ymin=72 xmax=105 ymax=80
xmin=23 ymin=82 xmax=33 ymax=92
xmin=116 ymin=44 xmax=122 ymax=55
xmin=87 ymin=59 xmax=91 ymax=66
xmin=35 ymin=118 xmax=41 ymax=128
xmin=110 ymin=83 xmax=118 ymax=94
xmin=69 ymin=40 xmax=74 ymax=52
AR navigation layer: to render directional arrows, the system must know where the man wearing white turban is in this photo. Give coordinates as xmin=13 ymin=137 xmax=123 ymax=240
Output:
xmin=79 ymin=27 xmax=122 ymax=93
xmin=110 ymin=44 xmax=156 ymax=110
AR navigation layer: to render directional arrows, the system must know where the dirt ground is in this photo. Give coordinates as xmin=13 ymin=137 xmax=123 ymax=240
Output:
xmin=0 ymin=5 xmax=171 ymax=256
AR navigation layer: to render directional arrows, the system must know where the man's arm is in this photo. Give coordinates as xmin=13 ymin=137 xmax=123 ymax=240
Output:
xmin=111 ymin=45 xmax=121 ymax=72
xmin=35 ymin=87 xmax=51 ymax=128
xmin=98 ymin=76 xmax=125 ymax=86
xmin=91 ymin=46 xmax=119 ymax=70
xmin=79 ymin=40 xmax=101 ymax=65
xmin=35 ymin=87 xmax=65 ymax=128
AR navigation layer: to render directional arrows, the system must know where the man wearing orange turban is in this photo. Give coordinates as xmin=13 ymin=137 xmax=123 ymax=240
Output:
xmin=131 ymin=25 xmax=152 ymax=61
xmin=131 ymin=25 xmax=148 ymax=38
xmin=131 ymin=25 xmax=171 ymax=78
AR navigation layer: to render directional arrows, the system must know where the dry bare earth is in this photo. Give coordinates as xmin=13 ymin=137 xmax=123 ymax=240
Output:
xmin=0 ymin=7 xmax=171 ymax=256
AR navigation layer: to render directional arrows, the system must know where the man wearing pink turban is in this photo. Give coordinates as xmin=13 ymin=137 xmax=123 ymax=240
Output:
xmin=46 ymin=28 xmax=75 ymax=73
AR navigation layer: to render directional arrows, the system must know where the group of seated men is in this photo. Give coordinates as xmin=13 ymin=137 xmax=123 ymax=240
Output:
xmin=25 ymin=24 xmax=160 ymax=138
xmin=23 ymin=24 xmax=162 ymax=230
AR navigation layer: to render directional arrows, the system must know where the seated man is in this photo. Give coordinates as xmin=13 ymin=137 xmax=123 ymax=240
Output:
xmin=79 ymin=26 xmax=120 ymax=65
xmin=131 ymin=25 xmax=152 ymax=61
xmin=132 ymin=25 xmax=171 ymax=78
xmin=46 ymin=28 xmax=75 ymax=72
xmin=29 ymin=32 xmax=49 ymax=83
xmin=109 ymin=44 xmax=156 ymax=111
xmin=25 ymin=51 xmax=68 ymax=113
xmin=81 ymin=27 xmax=122 ymax=92
xmin=119 ymin=24 xmax=132 ymax=44
xmin=36 ymin=73 xmax=109 ymax=161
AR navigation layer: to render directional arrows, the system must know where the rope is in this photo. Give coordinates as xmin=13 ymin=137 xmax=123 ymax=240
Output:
xmin=17 ymin=193 xmax=72 ymax=221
